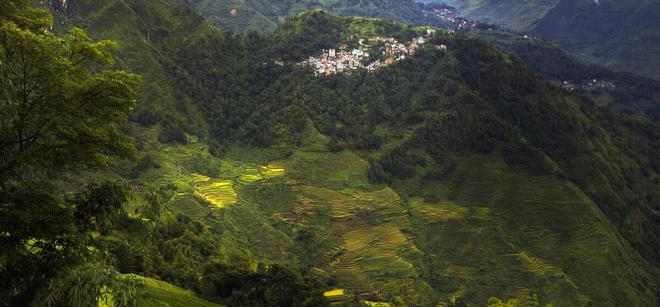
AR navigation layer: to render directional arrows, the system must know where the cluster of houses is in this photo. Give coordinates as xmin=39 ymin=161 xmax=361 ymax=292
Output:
xmin=299 ymin=47 xmax=368 ymax=76
xmin=299 ymin=29 xmax=447 ymax=76
xmin=419 ymin=3 xmax=495 ymax=32
xmin=431 ymin=6 xmax=459 ymax=24
xmin=561 ymin=79 xmax=616 ymax=92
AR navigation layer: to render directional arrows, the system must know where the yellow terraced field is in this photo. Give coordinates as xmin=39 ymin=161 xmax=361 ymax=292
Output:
xmin=239 ymin=163 xmax=286 ymax=182
xmin=192 ymin=173 xmax=237 ymax=208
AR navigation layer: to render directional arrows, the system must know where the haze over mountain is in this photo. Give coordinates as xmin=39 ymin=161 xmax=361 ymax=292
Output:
xmin=1 ymin=0 xmax=658 ymax=306
xmin=439 ymin=0 xmax=660 ymax=80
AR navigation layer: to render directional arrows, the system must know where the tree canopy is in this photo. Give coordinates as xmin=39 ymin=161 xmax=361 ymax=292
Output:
xmin=0 ymin=1 xmax=141 ymax=305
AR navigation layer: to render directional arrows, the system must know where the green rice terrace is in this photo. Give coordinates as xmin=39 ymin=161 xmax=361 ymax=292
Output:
xmin=119 ymin=117 xmax=656 ymax=306
xmin=127 ymin=126 xmax=421 ymax=304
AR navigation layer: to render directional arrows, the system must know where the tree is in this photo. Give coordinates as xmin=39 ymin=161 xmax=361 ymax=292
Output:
xmin=0 ymin=2 xmax=141 ymax=306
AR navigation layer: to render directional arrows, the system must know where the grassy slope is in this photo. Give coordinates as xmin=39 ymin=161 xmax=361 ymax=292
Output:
xmin=138 ymin=276 xmax=224 ymax=307
xmin=98 ymin=275 xmax=223 ymax=307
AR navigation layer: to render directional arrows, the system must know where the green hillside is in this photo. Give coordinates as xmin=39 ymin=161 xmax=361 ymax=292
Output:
xmin=441 ymin=0 xmax=558 ymax=31
xmin=99 ymin=276 xmax=224 ymax=307
xmin=470 ymin=30 xmax=660 ymax=122
xmin=3 ymin=1 xmax=659 ymax=306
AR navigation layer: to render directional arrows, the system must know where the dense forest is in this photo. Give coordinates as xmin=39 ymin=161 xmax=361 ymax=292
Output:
xmin=1 ymin=0 xmax=659 ymax=306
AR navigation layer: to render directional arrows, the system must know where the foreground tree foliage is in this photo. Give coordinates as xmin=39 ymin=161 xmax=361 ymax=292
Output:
xmin=198 ymin=262 xmax=329 ymax=307
xmin=0 ymin=1 xmax=141 ymax=306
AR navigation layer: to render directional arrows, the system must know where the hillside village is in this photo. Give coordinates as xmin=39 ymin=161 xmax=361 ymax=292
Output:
xmin=298 ymin=29 xmax=447 ymax=76
xmin=561 ymin=79 xmax=617 ymax=92
xmin=419 ymin=2 xmax=495 ymax=31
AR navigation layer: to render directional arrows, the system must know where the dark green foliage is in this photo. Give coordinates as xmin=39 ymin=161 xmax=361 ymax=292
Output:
xmin=473 ymin=30 xmax=660 ymax=122
xmin=271 ymin=11 xmax=344 ymax=61
xmin=131 ymin=155 xmax=160 ymax=179
xmin=198 ymin=262 xmax=329 ymax=307
xmin=0 ymin=2 xmax=141 ymax=305
xmin=502 ymin=141 xmax=554 ymax=176
xmin=159 ymin=119 xmax=189 ymax=145
xmin=186 ymin=154 xmax=222 ymax=178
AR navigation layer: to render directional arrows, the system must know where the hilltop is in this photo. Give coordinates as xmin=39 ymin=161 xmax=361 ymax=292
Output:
xmin=179 ymin=0 xmax=429 ymax=33
xmin=19 ymin=1 xmax=660 ymax=306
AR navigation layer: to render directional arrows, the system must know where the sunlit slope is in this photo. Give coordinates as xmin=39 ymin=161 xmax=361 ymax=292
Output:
xmin=128 ymin=127 xmax=421 ymax=299
xmin=138 ymin=276 xmax=224 ymax=307
xmin=124 ymin=120 xmax=656 ymax=305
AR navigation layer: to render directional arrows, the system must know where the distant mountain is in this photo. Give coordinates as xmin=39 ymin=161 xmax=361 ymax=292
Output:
xmin=470 ymin=30 xmax=660 ymax=122
xmin=441 ymin=0 xmax=660 ymax=80
xmin=180 ymin=0 xmax=428 ymax=33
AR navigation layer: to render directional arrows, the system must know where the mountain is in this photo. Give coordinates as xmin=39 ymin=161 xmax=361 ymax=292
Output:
xmin=10 ymin=1 xmax=660 ymax=306
xmin=441 ymin=0 xmax=660 ymax=80
xmin=180 ymin=0 xmax=428 ymax=33
xmin=469 ymin=30 xmax=660 ymax=122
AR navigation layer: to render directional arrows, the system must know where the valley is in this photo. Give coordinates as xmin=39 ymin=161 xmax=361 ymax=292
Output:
xmin=1 ymin=1 xmax=658 ymax=306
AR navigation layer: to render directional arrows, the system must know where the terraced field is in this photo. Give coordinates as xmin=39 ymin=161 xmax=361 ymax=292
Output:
xmin=124 ymin=127 xmax=655 ymax=305
xmin=238 ymin=163 xmax=286 ymax=184
xmin=192 ymin=173 xmax=237 ymax=208
xmin=405 ymin=154 xmax=651 ymax=305
xmin=263 ymin=150 xmax=422 ymax=298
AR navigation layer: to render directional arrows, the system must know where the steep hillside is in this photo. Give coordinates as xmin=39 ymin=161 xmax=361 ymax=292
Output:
xmin=470 ymin=30 xmax=660 ymax=122
xmin=39 ymin=2 xmax=659 ymax=306
xmin=442 ymin=0 xmax=660 ymax=80
xmin=441 ymin=0 xmax=558 ymax=31
xmin=46 ymin=0 xmax=214 ymax=137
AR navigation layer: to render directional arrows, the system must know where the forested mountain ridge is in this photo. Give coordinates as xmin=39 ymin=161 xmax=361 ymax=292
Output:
xmin=441 ymin=0 xmax=660 ymax=80
xmin=2 ymin=0 xmax=659 ymax=306
xmin=177 ymin=0 xmax=442 ymax=33
xmin=469 ymin=30 xmax=660 ymax=122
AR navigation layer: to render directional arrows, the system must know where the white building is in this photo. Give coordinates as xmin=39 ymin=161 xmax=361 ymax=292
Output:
xmin=329 ymin=49 xmax=336 ymax=58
